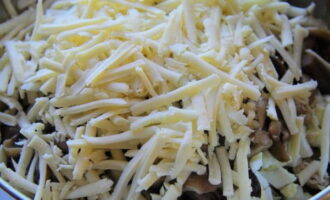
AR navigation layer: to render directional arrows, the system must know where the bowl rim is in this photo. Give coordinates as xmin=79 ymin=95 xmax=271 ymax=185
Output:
xmin=1 ymin=177 xmax=329 ymax=200
xmin=0 ymin=178 xmax=31 ymax=200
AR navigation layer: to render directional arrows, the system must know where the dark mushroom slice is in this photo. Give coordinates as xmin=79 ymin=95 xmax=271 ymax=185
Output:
xmin=148 ymin=176 xmax=166 ymax=193
xmin=302 ymin=28 xmax=330 ymax=94
xmin=180 ymin=189 xmax=225 ymax=200
xmin=141 ymin=190 xmax=152 ymax=200
xmin=269 ymin=141 xmax=290 ymax=162
xmin=271 ymin=55 xmax=287 ymax=78
xmin=249 ymin=170 xmax=262 ymax=197
xmin=3 ymin=135 xmax=21 ymax=157
xmin=180 ymin=173 xmax=223 ymax=200
xmin=55 ymin=140 xmax=69 ymax=154
xmin=1 ymin=125 xmax=20 ymax=143
xmin=308 ymin=28 xmax=330 ymax=43
xmin=0 ymin=101 xmax=7 ymax=111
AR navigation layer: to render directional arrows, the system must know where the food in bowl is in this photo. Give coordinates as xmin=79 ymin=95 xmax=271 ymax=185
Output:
xmin=0 ymin=0 xmax=329 ymax=199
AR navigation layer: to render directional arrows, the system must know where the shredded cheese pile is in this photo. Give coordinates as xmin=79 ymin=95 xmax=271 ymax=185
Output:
xmin=0 ymin=0 xmax=329 ymax=200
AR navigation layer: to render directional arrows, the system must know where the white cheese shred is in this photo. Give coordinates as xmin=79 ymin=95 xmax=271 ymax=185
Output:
xmin=320 ymin=104 xmax=330 ymax=179
xmin=236 ymin=138 xmax=251 ymax=200
xmin=64 ymin=179 xmax=113 ymax=199
xmin=216 ymin=147 xmax=234 ymax=197
xmin=298 ymin=161 xmax=321 ymax=186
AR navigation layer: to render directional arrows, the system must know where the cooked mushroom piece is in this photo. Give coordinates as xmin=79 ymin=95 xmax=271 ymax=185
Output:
xmin=180 ymin=190 xmax=225 ymax=200
xmin=3 ymin=135 xmax=21 ymax=157
xmin=302 ymin=28 xmax=330 ymax=94
xmin=183 ymin=174 xmax=219 ymax=195
xmin=256 ymin=97 xmax=268 ymax=129
xmin=269 ymin=141 xmax=290 ymax=162
xmin=181 ymin=173 xmax=223 ymax=200
xmin=295 ymin=98 xmax=313 ymax=125
xmin=251 ymin=130 xmax=273 ymax=156
xmin=268 ymin=121 xmax=282 ymax=141
xmin=1 ymin=125 xmax=20 ymax=143
xmin=281 ymin=129 xmax=290 ymax=142
xmin=293 ymin=160 xmax=329 ymax=193
xmin=305 ymin=173 xmax=329 ymax=191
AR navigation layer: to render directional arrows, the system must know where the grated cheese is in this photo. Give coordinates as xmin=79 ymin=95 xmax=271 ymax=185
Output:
xmin=0 ymin=0 xmax=327 ymax=199
xmin=2 ymin=0 xmax=18 ymax=18
xmin=261 ymin=166 xmax=296 ymax=189
xmin=0 ymin=8 xmax=34 ymax=37
xmin=182 ymin=0 xmax=197 ymax=43
xmin=298 ymin=161 xmax=321 ymax=186
xmin=171 ymin=122 xmax=193 ymax=178
xmin=64 ymin=178 xmax=113 ymax=199
xmin=131 ymin=74 xmax=220 ymax=115
xmin=216 ymin=147 xmax=234 ymax=197
xmin=280 ymin=15 xmax=293 ymax=47
xmin=236 ymin=138 xmax=252 ymax=200
xmin=320 ymin=104 xmax=330 ymax=180
xmin=34 ymin=157 xmax=47 ymax=200
xmin=0 ymin=163 xmax=37 ymax=194
xmin=55 ymin=99 xmax=128 ymax=116
xmin=208 ymin=153 xmax=221 ymax=185
xmin=0 ymin=112 xmax=16 ymax=126
xmin=269 ymin=37 xmax=301 ymax=79
xmin=274 ymin=80 xmax=317 ymax=99
xmin=180 ymin=52 xmax=260 ymax=100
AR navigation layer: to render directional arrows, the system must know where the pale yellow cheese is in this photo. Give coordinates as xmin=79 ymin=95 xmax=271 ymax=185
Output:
xmin=208 ymin=153 xmax=221 ymax=185
xmin=0 ymin=65 xmax=11 ymax=92
xmin=216 ymin=147 xmax=234 ymax=197
xmin=183 ymin=0 xmax=197 ymax=43
xmin=269 ymin=37 xmax=301 ymax=79
xmin=39 ymin=18 xmax=107 ymax=34
xmin=64 ymin=179 xmax=113 ymax=199
xmin=217 ymin=89 xmax=236 ymax=143
xmin=274 ymin=80 xmax=317 ymax=99
xmin=34 ymin=157 xmax=47 ymax=200
xmin=298 ymin=161 xmax=320 ymax=186
xmin=171 ymin=122 xmax=193 ymax=178
xmin=180 ymin=52 xmax=260 ymax=100
xmin=57 ymin=19 xmax=124 ymax=40
xmin=0 ymin=8 xmax=34 ymax=37
xmin=266 ymin=98 xmax=278 ymax=120
xmin=131 ymin=74 xmax=219 ymax=115
xmin=84 ymin=42 xmax=138 ymax=86
xmin=16 ymin=143 xmax=34 ymax=177
xmin=0 ymin=112 xmax=16 ymax=126
xmin=280 ymin=15 xmax=293 ymax=47
xmin=5 ymin=41 xmax=26 ymax=82
xmin=55 ymin=99 xmax=128 ymax=116
xmin=0 ymin=0 xmax=325 ymax=199
xmin=320 ymin=104 xmax=330 ymax=179
xmin=131 ymin=107 xmax=197 ymax=130
xmin=0 ymin=163 xmax=37 ymax=194
xmin=236 ymin=138 xmax=252 ymax=200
